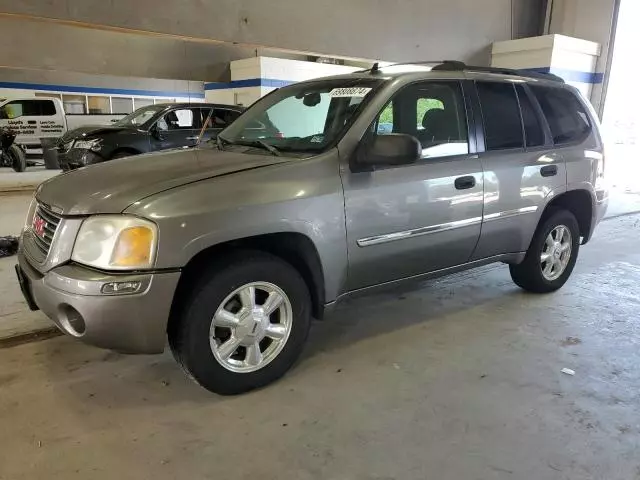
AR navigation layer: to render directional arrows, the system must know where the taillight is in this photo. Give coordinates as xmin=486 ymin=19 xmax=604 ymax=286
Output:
xmin=275 ymin=132 xmax=284 ymax=139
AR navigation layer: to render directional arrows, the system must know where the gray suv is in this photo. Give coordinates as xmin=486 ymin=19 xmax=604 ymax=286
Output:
xmin=15 ymin=62 xmax=608 ymax=394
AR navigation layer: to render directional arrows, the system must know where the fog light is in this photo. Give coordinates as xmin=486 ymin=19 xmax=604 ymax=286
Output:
xmin=59 ymin=304 xmax=86 ymax=336
xmin=101 ymin=281 xmax=142 ymax=295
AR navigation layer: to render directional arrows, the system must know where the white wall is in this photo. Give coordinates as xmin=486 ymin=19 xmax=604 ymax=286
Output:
xmin=0 ymin=89 xmax=35 ymax=99
xmin=0 ymin=67 xmax=205 ymax=113
xmin=205 ymin=57 xmax=362 ymax=107
xmin=492 ymin=34 xmax=601 ymax=98
xmin=258 ymin=58 xmax=360 ymax=82
xmin=549 ymin=0 xmax=618 ymax=114
xmin=205 ymin=87 xmax=263 ymax=107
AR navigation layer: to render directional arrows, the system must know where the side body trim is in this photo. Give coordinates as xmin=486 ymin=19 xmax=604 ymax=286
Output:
xmin=357 ymin=207 xmax=538 ymax=247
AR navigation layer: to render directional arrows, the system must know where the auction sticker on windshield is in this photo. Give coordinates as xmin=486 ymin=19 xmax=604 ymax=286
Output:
xmin=329 ymin=87 xmax=372 ymax=98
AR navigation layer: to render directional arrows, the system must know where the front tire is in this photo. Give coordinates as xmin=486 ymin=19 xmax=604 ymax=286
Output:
xmin=170 ymin=252 xmax=311 ymax=395
xmin=510 ymin=209 xmax=580 ymax=293
xmin=9 ymin=144 xmax=26 ymax=172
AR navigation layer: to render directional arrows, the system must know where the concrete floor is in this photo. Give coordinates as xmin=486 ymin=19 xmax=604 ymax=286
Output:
xmin=0 ymin=191 xmax=33 ymax=235
xmin=0 ymin=166 xmax=60 ymax=195
xmin=1 ymin=214 xmax=639 ymax=479
xmin=0 ymin=192 xmax=54 ymax=338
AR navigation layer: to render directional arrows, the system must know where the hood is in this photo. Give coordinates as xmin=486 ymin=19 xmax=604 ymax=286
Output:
xmin=37 ymin=148 xmax=292 ymax=215
xmin=60 ymin=124 xmax=134 ymax=143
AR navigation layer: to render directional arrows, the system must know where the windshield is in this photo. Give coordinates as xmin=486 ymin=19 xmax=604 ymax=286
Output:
xmin=219 ymin=78 xmax=383 ymax=154
xmin=114 ymin=105 xmax=166 ymax=127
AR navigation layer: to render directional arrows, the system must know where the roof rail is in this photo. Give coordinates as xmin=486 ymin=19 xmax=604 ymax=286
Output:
xmin=356 ymin=60 xmax=447 ymax=74
xmin=432 ymin=61 xmax=565 ymax=83
xmin=359 ymin=60 xmax=564 ymax=83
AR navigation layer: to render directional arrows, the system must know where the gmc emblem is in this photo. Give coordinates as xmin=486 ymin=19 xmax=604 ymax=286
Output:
xmin=32 ymin=214 xmax=47 ymax=239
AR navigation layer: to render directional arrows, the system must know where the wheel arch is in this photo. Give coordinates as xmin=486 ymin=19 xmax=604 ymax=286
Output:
xmin=541 ymin=188 xmax=594 ymax=243
xmin=167 ymin=232 xmax=326 ymax=340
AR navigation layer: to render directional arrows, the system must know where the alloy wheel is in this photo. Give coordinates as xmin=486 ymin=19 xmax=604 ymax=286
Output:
xmin=540 ymin=225 xmax=572 ymax=281
xmin=209 ymin=282 xmax=293 ymax=373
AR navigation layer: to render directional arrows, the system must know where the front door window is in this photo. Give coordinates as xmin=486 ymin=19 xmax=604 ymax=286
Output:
xmin=373 ymin=82 xmax=469 ymax=160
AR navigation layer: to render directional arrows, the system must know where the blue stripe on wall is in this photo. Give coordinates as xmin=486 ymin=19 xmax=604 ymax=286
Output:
xmin=0 ymin=80 xmax=205 ymax=98
xmin=205 ymin=78 xmax=295 ymax=90
xmin=522 ymin=67 xmax=604 ymax=84
xmin=205 ymin=70 xmax=605 ymax=90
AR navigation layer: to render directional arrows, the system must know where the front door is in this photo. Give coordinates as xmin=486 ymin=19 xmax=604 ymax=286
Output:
xmin=152 ymin=107 xmax=204 ymax=151
xmin=342 ymin=81 xmax=484 ymax=291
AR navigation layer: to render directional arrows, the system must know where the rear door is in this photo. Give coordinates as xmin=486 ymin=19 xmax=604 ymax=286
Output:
xmin=529 ymin=85 xmax=598 ymax=194
xmin=342 ymin=80 xmax=485 ymax=290
xmin=200 ymin=107 xmax=242 ymax=142
xmin=471 ymin=80 xmax=566 ymax=260
xmin=151 ymin=106 xmax=203 ymax=150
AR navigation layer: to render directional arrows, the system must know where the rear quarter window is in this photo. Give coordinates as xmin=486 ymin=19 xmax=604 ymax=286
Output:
xmin=530 ymin=86 xmax=591 ymax=145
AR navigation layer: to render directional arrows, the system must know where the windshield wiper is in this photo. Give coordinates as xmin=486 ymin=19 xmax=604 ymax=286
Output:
xmin=215 ymin=134 xmax=230 ymax=151
xmin=248 ymin=139 xmax=281 ymax=157
xmin=215 ymin=136 xmax=281 ymax=156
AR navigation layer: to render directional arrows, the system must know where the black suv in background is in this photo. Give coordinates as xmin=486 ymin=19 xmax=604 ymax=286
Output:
xmin=57 ymin=103 xmax=244 ymax=169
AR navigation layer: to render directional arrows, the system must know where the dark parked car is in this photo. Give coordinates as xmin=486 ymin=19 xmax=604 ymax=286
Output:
xmin=57 ymin=102 xmax=244 ymax=169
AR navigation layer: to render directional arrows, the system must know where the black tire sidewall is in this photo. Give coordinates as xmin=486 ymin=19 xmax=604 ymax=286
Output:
xmin=178 ymin=254 xmax=311 ymax=395
xmin=9 ymin=145 xmax=26 ymax=172
xmin=513 ymin=209 xmax=580 ymax=292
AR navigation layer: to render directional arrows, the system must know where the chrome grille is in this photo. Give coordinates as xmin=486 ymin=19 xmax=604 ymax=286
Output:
xmin=24 ymin=203 xmax=62 ymax=262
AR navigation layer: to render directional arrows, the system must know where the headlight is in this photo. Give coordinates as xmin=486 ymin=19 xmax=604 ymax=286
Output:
xmin=72 ymin=216 xmax=158 ymax=270
xmin=74 ymin=138 xmax=102 ymax=151
xmin=23 ymin=196 xmax=37 ymax=231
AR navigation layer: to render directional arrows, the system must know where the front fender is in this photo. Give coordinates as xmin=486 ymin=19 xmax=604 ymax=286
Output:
xmin=126 ymin=155 xmax=348 ymax=302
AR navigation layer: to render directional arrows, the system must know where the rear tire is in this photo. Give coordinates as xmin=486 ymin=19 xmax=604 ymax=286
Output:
xmin=9 ymin=144 xmax=26 ymax=172
xmin=510 ymin=209 xmax=580 ymax=293
xmin=170 ymin=252 xmax=311 ymax=395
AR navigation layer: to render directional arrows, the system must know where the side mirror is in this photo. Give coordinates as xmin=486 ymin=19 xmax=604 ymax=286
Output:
xmin=355 ymin=134 xmax=421 ymax=169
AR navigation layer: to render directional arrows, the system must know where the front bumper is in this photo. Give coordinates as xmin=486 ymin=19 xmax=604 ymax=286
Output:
xmin=57 ymin=148 xmax=104 ymax=170
xmin=17 ymin=252 xmax=180 ymax=354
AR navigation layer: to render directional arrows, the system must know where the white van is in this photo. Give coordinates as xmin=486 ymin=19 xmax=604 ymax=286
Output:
xmin=0 ymin=97 xmax=124 ymax=155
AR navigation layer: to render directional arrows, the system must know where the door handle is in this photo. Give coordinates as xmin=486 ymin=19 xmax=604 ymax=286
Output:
xmin=540 ymin=165 xmax=558 ymax=177
xmin=454 ymin=175 xmax=476 ymax=190
xmin=186 ymin=136 xmax=199 ymax=141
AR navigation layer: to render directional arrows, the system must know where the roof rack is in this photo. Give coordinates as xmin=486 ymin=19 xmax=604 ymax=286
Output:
xmin=361 ymin=60 xmax=564 ymax=83
xmin=431 ymin=60 xmax=565 ymax=83
xmin=357 ymin=60 xmax=446 ymax=74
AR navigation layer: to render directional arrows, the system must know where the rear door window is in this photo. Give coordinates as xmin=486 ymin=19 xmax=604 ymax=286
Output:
xmin=515 ymin=85 xmax=545 ymax=148
xmin=530 ymin=86 xmax=591 ymax=145
xmin=476 ymin=82 xmax=523 ymax=150
xmin=210 ymin=108 xmax=241 ymax=128
xmin=158 ymin=108 xmax=201 ymax=131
